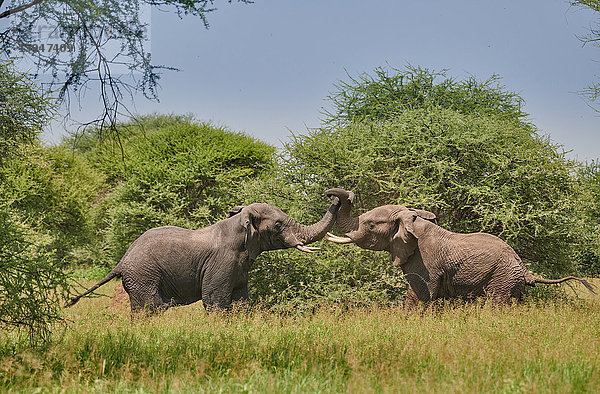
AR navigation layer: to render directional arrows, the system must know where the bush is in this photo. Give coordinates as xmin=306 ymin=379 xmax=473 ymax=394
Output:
xmin=324 ymin=65 xmax=528 ymax=126
xmin=284 ymin=108 xmax=578 ymax=277
xmin=68 ymin=114 xmax=276 ymax=265
xmin=0 ymin=145 xmax=105 ymax=264
xmin=244 ymin=67 xmax=585 ymax=307
xmin=575 ymin=161 xmax=600 ymax=275
xmin=0 ymin=60 xmax=54 ymax=161
xmin=0 ymin=210 xmax=69 ymax=345
xmin=0 ymin=62 xmax=69 ymax=344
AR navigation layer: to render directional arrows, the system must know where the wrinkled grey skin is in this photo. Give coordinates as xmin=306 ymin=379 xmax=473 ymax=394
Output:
xmin=67 ymin=191 xmax=345 ymax=315
xmin=325 ymin=188 xmax=595 ymax=307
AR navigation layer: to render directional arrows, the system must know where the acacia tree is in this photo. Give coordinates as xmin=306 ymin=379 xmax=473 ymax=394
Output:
xmin=286 ymin=66 xmax=581 ymax=280
xmin=0 ymin=0 xmax=251 ymax=136
xmin=0 ymin=60 xmax=69 ymax=345
xmin=0 ymin=59 xmax=53 ymax=160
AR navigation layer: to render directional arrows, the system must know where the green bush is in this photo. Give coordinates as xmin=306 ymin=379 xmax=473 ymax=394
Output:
xmin=0 ymin=60 xmax=54 ymax=161
xmin=284 ymin=109 xmax=577 ymax=277
xmin=0 ymin=145 xmax=105 ymax=263
xmin=0 ymin=62 xmax=70 ymax=344
xmin=324 ymin=65 xmax=528 ymax=126
xmin=68 ymin=114 xmax=276 ymax=265
xmin=575 ymin=161 xmax=600 ymax=275
xmin=0 ymin=209 xmax=69 ymax=345
xmin=243 ymin=67 xmax=588 ymax=307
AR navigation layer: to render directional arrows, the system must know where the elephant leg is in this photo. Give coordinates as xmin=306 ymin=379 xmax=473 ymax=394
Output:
xmin=485 ymin=271 xmax=524 ymax=304
xmin=404 ymin=286 xmax=421 ymax=310
xmin=404 ymin=272 xmax=443 ymax=306
xmin=129 ymin=291 xmax=171 ymax=316
xmin=231 ymin=285 xmax=249 ymax=302
xmin=201 ymin=272 xmax=233 ymax=310
xmin=123 ymin=276 xmax=170 ymax=316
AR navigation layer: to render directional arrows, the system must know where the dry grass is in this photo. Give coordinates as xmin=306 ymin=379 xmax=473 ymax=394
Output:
xmin=1 ymin=280 xmax=599 ymax=393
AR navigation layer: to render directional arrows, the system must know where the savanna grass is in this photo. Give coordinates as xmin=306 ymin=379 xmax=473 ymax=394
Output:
xmin=1 ymin=280 xmax=599 ymax=393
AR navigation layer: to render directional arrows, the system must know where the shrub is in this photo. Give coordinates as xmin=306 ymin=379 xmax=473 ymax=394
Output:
xmin=68 ymin=114 xmax=276 ymax=265
xmin=245 ymin=67 xmax=585 ymax=306
xmin=324 ymin=64 xmax=528 ymax=126
xmin=575 ymin=161 xmax=600 ymax=275
xmin=283 ymin=108 xmax=578 ymax=277
xmin=0 ymin=62 xmax=69 ymax=344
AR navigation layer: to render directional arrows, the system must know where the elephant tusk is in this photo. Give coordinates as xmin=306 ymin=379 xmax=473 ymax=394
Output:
xmin=325 ymin=233 xmax=354 ymax=244
xmin=296 ymin=245 xmax=319 ymax=253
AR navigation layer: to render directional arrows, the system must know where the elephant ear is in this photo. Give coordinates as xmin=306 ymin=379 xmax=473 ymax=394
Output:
xmin=411 ymin=208 xmax=437 ymax=225
xmin=240 ymin=205 xmax=261 ymax=260
xmin=390 ymin=210 xmax=418 ymax=266
xmin=228 ymin=205 xmax=245 ymax=218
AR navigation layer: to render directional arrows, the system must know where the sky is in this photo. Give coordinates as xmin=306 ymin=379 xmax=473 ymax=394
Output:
xmin=39 ymin=0 xmax=599 ymax=161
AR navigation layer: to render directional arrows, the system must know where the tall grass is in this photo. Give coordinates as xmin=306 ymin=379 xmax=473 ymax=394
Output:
xmin=1 ymin=281 xmax=599 ymax=393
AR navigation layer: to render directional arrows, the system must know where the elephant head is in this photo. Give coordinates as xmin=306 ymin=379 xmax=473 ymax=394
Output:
xmin=231 ymin=189 xmax=348 ymax=259
xmin=324 ymin=189 xmax=437 ymax=265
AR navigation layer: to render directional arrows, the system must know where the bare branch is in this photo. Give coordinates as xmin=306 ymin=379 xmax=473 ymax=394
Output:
xmin=0 ymin=0 xmax=44 ymax=19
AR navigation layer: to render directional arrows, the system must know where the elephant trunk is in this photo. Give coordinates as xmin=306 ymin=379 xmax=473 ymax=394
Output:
xmin=325 ymin=188 xmax=358 ymax=234
xmin=289 ymin=189 xmax=358 ymax=246
xmin=291 ymin=200 xmax=340 ymax=245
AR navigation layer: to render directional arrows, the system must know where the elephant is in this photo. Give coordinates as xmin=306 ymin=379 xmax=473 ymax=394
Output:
xmin=67 ymin=190 xmax=347 ymax=315
xmin=324 ymin=188 xmax=595 ymax=307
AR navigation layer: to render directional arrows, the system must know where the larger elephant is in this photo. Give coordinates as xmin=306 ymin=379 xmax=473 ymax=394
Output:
xmin=324 ymin=188 xmax=595 ymax=306
xmin=67 ymin=190 xmax=346 ymax=314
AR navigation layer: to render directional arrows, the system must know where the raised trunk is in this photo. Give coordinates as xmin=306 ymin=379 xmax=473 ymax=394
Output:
xmin=335 ymin=198 xmax=359 ymax=234
xmin=324 ymin=188 xmax=358 ymax=234
xmin=292 ymin=202 xmax=340 ymax=245
xmin=289 ymin=189 xmax=355 ymax=245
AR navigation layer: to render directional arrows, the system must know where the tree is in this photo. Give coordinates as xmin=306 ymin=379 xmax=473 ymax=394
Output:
xmin=0 ymin=59 xmax=53 ymax=160
xmin=0 ymin=0 xmax=251 ymax=135
xmin=0 ymin=60 xmax=69 ymax=345
xmin=274 ymin=67 xmax=583 ymax=302
xmin=324 ymin=65 xmax=529 ymax=126
xmin=571 ymin=0 xmax=600 ymax=107
xmin=575 ymin=161 xmax=600 ymax=275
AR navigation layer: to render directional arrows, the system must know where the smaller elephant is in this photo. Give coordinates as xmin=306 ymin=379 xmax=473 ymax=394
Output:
xmin=325 ymin=189 xmax=595 ymax=306
xmin=67 ymin=190 xmax=347 ymax=315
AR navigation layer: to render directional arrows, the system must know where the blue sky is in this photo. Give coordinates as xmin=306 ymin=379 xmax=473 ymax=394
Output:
xmin=44 ymin=0 xmax=599 ymax=161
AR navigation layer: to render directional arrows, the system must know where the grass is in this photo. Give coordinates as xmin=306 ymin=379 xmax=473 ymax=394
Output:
xmin=1 ymin=280 xmax=599 ymax=393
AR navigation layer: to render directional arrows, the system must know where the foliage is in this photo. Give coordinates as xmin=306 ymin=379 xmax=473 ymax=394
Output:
xmin=67 ymin=114 xmax=275 ymax=265
xmin=324 ymin=65 xmax=528 ymax=126
xmin=0 ymin=210 xmax=69 ymax=346
xmin=241 ymin=67 xmax=590 ymax=306
xmin=574 ymin=160 xmax=600 ymax=275
xmin=0 ymin=144 xmax=105 ymax=263
xmin=0 ymin=62 xmax=71 ymax=345
xmin=231 ymin=176 xmax=403 ymax=308
xmin=284 ymin=108 xmax=578 ymax=277
xmin=0 ymin=0 xmax=251 ymax=133
xmin=0 ymin=59 xmax=54 ymax=161
xmin=1 ymin=282 xmax=599 ymax=392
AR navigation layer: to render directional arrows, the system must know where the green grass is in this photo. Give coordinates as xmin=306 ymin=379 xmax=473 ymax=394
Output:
xmin=1 ymin=280 xmax=599 ymax=393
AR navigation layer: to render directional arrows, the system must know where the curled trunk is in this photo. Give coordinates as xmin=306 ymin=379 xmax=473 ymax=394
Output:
xmin=289 ymin=189 xmax=355 ymax=245
xmin=292 ymin=202 xmax=340 ymax=245
xmin=325 ymin=188 xmax=358 ymax=234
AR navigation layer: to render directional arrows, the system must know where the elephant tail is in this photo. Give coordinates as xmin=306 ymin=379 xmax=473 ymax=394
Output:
xmin=525 ymin=272 xmax=596 ymax=294
xmin=65 ymin=269 xmax=122 ymax=307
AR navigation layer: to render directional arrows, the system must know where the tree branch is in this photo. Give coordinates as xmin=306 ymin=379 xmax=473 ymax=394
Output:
xmin=0 ymin=0 xmax=44 ymax=19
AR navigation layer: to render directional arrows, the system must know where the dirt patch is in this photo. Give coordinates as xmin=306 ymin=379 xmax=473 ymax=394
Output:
xmin=110 ymin=283 xmax=130 ymax=311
